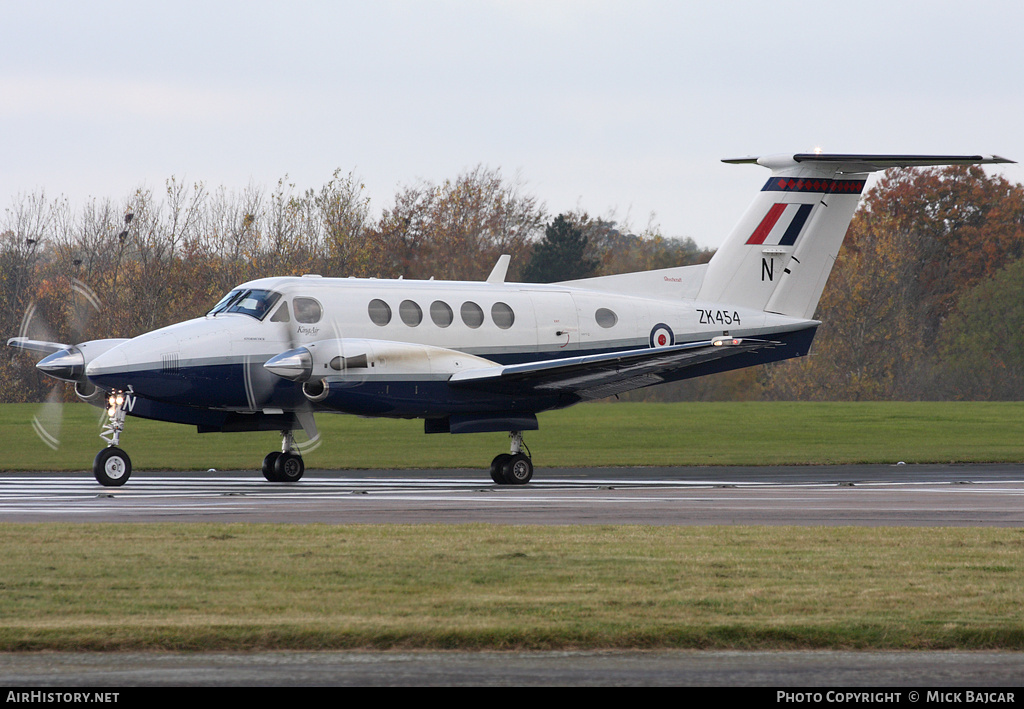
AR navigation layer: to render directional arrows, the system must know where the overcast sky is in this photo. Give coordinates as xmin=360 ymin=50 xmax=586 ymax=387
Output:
xmin=3 ymin=0 xmax=1023 ymax=250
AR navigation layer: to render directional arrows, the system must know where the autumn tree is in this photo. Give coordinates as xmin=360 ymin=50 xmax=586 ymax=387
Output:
xmin=766 ymin=165 xmax=1024 ymax=400
xmin=369 ymin=166 xmax=544 ymax=281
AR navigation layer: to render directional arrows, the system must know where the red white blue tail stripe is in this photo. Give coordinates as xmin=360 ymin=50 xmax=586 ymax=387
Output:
xmin=745 ymin=202 xmax=813 ymax=246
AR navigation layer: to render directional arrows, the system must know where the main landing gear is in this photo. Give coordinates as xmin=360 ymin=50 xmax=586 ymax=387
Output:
xmin=93 ymin=391 xmax=132 ymax=487
xmin=490 ymin=431 xmax=533 ymax=485
xmin=262 ymin=430 xmax=305 ymax=482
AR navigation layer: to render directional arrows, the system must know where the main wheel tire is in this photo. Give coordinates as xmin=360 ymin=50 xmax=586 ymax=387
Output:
xmin=503 ymin=453 xmax=533 ymax=485
xmin=262 ymin=452 xmax=282 ymax=482
xmin=490 ymin=454 xmax=512 ymax=484
xmin=94 ymin=447 xmax=132 ymax=487
xmin=274 ymin=451 xmax=305 ymax=482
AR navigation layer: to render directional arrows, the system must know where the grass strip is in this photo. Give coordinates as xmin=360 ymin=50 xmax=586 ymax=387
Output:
xmin=1 ymin=523 xmax=1023 ymax=651
xmin=2 ymin=401 xmax=1024 ymax=471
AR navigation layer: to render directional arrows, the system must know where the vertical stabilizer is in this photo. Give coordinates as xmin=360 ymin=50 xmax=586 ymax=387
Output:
xmin=697 ymin=153 xmax=1013 ymax=320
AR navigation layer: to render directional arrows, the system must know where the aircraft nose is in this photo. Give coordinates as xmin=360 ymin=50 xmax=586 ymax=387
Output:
xmin=85 ymin=345 xmax=129 ymax=387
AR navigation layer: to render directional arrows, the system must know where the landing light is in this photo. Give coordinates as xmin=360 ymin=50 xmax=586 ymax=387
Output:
xmin=106 ymin=392 xmax=125 ymax=418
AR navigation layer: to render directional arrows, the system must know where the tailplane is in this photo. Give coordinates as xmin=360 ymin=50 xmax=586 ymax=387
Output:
xmin=696 ymin=153 xmax=1014 ymax=319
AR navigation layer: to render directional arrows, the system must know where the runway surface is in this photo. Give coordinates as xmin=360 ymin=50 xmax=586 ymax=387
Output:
xmin=4 ymin=464 xmax=1022 ymax=687
xmin=1 ymin=463 xmax=1023 ymax=525
xmin=2 ymin=649 xmax=1023 ymax=687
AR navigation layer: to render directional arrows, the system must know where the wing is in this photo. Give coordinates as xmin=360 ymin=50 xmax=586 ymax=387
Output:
xmin=449 ymin=337 xmax=777 ymax=401
xmin=7 ymin=337 xmax=72 ymax=357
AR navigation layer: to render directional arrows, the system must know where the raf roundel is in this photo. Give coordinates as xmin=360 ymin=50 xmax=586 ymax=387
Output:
xmin=649 ymin=323 xmax=675 ymax=348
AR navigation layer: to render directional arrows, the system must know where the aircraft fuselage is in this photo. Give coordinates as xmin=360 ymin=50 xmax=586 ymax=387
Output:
xmin=84 ymin=274 xmax=816 ymax=430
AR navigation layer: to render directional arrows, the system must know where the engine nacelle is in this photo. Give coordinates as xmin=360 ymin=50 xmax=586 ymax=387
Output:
xmin=35 ymin=338 xmax=130 ymax=384
xmin=265 ymin=338 xmax=497 ymax=385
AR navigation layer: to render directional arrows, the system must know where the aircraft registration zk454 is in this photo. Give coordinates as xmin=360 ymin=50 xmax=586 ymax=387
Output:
xmin=9 ymin=153 xmax=1014 ymax=486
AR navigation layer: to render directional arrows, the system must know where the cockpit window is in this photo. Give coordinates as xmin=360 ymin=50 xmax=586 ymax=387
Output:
xmin=209 ymin=290 xmax=244 ymax=315
xmin=207 ymin=289 xmax=282 ymax=321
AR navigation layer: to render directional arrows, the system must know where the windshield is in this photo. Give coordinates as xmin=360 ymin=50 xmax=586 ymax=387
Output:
xmin=207 ymin=289 xmax=282 ymax=321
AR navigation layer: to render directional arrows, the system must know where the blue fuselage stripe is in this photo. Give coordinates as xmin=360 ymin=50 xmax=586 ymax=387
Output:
xmin=88 ymin=327 xmax=818 ymax=427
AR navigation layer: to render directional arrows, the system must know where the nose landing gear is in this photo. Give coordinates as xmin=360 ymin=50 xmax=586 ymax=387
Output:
xmin=94 ymin=390 xmax=132 ymax=487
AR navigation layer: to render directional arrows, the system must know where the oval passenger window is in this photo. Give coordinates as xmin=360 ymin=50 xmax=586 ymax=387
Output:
xmin=430 ymin=301 xmax=453 ymax=328
xmin=491 ymin=302 xmax=515 ymax=329
xmin=461 ymin=301 xmax=484 ymax=329
xmin=400 ymin=300 xmax=423 ymax=326
xmin=368 ymin=299 xmax=392 ymax=326
xmin=595 ymin=308 xmax=618 ymax=328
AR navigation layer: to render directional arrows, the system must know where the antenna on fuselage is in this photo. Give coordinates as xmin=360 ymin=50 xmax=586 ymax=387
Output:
xmin=487 ymin=254 xmax=511 ymax=284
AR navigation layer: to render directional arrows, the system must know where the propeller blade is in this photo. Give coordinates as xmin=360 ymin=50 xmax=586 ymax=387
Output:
xmin=31 ymin=385 xmax=64 ymax=450
xmin=13 ymin=277 xmax=107 ymax=450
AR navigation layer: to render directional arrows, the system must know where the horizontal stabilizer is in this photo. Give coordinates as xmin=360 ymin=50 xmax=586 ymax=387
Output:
xmin=723 ymin=153 xmax=1015 ymax=171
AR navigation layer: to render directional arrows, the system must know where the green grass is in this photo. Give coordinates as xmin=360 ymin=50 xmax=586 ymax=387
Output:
xmin=1 ymin=401 xmax=1023 ymax=471
xmin=3 ymin=401 xmax=1023 ymax=652
xmin=1 ymin=524 xmax=1022 ymax=652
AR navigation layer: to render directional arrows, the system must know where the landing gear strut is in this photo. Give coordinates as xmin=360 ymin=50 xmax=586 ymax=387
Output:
xmin=490 ymin=431 xmax=533 ymax=485
xmin=262 ymin=430 xmax=305 ymax=482
xmin=94 ymin=390 xmax=132 ymax=487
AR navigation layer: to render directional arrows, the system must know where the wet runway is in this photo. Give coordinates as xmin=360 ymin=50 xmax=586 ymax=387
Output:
xmin=1 ymin=463 xmax=1023 ymax=525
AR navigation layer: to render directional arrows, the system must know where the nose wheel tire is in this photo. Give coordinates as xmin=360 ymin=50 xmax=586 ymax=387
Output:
xmin=94 ymin=447 xmax=132 ymax=487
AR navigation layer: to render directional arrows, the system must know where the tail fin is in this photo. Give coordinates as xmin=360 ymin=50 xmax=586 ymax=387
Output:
xmin=696 ymin=153 xmax=1014 ymax=320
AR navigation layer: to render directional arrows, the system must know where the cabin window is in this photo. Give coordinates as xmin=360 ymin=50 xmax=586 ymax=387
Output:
xmin=595 ymin=308 xmax=618 ymax=328
xmin=368 ymin=299 xmax=392 ymax=326
xmin=293 ymin=297 xmax=323 ymax=324
xmin=461 ymin=301 xmax=484 ymax=328
xmin=400 ymin=299 xmax=423 ymax=326
xmin=430 ymin=300 xmax=453 ymax=328
xmin=491 ymin=302 xmax=515 ymax=329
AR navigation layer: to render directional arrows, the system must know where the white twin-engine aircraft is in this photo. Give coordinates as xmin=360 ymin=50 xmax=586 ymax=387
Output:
xmin=9 ymin=153 xmax=1013 ymax=486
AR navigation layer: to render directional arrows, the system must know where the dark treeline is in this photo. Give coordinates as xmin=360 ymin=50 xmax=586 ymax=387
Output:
xmin=4 ymin=164 xmax=1022 ymax=404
